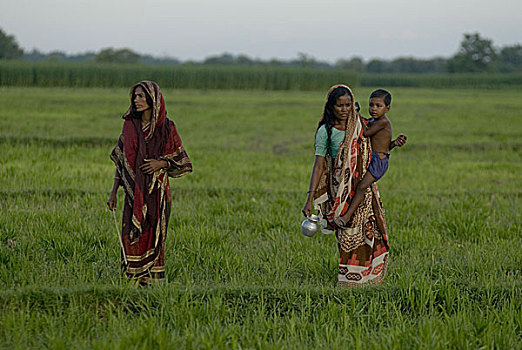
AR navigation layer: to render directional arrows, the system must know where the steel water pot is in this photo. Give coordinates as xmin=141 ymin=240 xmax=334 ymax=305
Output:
xmin=301 ymin=214 xmax=320 ymax=237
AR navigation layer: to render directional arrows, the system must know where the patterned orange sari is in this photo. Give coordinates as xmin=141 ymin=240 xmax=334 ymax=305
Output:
xmin=314 ymin=85 xmax=389 ymax=286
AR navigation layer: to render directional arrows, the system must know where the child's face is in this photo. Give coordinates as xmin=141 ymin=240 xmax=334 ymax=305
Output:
xmin=369 ymin=97 xmax=390 ymax=118
xmin=333 ymin=94 xmax=352 ymax=121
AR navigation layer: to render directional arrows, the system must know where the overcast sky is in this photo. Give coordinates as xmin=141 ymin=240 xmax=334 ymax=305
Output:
xmin=1 ymin=0 xmax=520 ymax=62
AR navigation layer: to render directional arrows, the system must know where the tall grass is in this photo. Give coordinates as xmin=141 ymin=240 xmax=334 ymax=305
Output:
xmin=361 ymin=72 xmax=522 ymax=88
xmin=0 ymin=87 xmax=520 ymax=348
xmin=2 ymin=61 xmax=522 ymax=90
xmin=0 ymin=61 xmax=359 ymax=90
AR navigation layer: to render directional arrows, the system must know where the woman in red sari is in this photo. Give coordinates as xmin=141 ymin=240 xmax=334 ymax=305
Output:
xmin=107 ymin=81 xmax=192 ymax=285
xmin=302 ymin=85 xmax=389 ymax=286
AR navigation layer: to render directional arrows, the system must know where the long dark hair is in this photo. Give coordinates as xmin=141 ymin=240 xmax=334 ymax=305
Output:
xmin=316 ymin=86 xmax=352 ymax=156
xmin=130 ymin=85 xmax=154 ymax=119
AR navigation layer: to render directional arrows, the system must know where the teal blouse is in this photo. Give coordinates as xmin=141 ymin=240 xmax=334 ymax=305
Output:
xmin=315 ymin=124 xmax=346 ymax=159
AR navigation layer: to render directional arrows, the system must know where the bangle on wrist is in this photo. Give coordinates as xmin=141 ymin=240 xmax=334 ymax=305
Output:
xmin=307 ymin=190 xmax=315 ymax=194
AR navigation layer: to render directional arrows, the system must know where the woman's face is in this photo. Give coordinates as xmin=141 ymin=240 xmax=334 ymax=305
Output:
xmin=133 ymin=86 xmax=151 ymax=112
xmin=333 ymin=94 xmax=352 ymax=121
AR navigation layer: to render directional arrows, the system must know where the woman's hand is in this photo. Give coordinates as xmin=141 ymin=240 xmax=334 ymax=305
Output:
xmin=140 ymin=159 xmax=168 ymax=174
xmin=302 ymin=199 xmax=314 ymax=218
xmin=107 ymin=192 xmax=117 ymax=211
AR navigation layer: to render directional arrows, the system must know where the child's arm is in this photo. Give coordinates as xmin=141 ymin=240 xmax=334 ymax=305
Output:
xmin=389 ymin=133 xmax=407 ymax=150
xmin=360 ymin=115 xmax=388 ymax=137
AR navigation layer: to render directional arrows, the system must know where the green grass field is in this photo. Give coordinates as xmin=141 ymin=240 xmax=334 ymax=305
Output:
xmin=0 ymin=86 xmax=520 ymax=349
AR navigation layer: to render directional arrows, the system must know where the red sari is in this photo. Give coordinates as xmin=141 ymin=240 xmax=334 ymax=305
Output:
xmin=110 ymin=81 xmax=192 ymax=284
xmin=314 ymin=85 xmax=389 ymax=286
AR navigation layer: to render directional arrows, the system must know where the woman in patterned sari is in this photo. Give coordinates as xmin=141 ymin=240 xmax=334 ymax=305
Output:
xmin=302 ymin=84 xmax=388 ymax=286
xmin=107 ymin=81 xmax=192 ymax=285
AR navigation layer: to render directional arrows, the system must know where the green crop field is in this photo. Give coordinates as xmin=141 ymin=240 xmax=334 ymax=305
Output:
xmin=0 ymin=62 xmax=359 ymax=91
xmin=0 ymin=86 xmax=521 ymax=349
xmin=2 ymin=61 xmax=522 ymax=90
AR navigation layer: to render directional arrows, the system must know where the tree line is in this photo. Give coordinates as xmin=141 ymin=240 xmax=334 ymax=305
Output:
xmin=1 ymin=28 xmax=521 ymax=73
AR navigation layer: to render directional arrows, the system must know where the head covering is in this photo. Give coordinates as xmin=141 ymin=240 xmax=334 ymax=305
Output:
xmin=123 ymin=81 xmax=166 ymax=142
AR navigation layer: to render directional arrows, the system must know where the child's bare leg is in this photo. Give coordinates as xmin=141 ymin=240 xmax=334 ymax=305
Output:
xmin=337 ymin=171 xmax=376 ymax=226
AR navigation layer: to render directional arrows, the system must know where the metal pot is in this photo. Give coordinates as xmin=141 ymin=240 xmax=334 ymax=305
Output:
xmin=301 ymin=214 xmax=320 ymax=237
